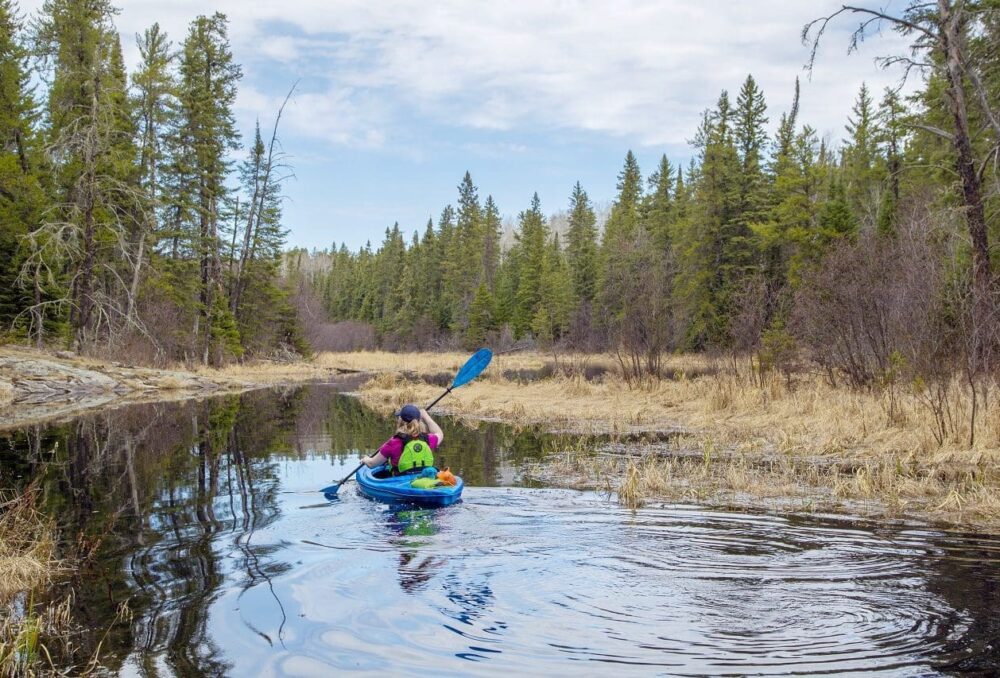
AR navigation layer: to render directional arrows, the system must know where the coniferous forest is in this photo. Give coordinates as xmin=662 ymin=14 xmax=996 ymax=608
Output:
xmin=2 ymin=0 xmax=1000 ymax=404
xmin=0 ymin=0 xmax=301 ymax=365
xmin=285 ymin=4 xmax=1000 ymax=406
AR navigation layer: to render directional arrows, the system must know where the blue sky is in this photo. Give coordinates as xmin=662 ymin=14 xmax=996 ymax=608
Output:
xmin=22 ymin=0 xmax=914 ymax=250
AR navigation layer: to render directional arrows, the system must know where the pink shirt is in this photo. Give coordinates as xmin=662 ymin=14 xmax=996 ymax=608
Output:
xmin=378 ymin=434 xmax=440 ymax=469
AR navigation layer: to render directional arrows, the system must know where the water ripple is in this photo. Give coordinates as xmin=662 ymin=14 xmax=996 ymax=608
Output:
xmin=128 ymin=477 xmax=1000 ymax=676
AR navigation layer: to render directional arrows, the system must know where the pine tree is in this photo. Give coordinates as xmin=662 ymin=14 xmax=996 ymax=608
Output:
xmin=0 ymin=0 xmax=45 ymax=335
xmin=842 ymin=83 xmax=885 ymax=232
xmin=644 ymin=155 xmax=674 ymax=251
xmin=512 ymin=193 xmax=548 ymax=338
xmin=175 ymin=12 xmax=242 ymax=363
xmin=597 ymin=151 xmax=643 ymax=322
xmin=31 ymin=0 xmax=141 ymax=348
xmin=565 ymin=181 xmax=598 ymax=306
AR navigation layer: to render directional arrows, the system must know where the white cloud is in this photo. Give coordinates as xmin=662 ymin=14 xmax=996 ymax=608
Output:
xmin=19 ymin=0 xmax=917 ymax=148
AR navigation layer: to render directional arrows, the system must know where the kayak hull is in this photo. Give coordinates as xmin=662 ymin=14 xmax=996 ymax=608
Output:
xmin=356 ymin=465 xmax=464 ymax=507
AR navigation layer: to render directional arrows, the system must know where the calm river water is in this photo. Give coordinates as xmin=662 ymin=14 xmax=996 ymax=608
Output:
xmin=2 ymin=385 xmax=999 ymax=676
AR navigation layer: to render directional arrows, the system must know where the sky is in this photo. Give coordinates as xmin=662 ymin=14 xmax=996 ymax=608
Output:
xmin=19 ymin=0 xmax=914 ymax=250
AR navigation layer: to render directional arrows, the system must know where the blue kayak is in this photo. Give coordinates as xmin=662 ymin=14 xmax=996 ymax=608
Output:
xmin=356 ymin=465 xmax=464 ymax=507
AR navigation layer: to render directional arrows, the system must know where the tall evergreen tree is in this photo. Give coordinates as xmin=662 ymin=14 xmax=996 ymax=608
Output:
xmin=129 ymin=23 xmax=174 ymax=315
xmin=674 ymin=93 xmax=740 ymax=347
xmin=174 ymin=12 xmax=242 ymax=363
xmin=597 ymin=151 xmax=643 ymax=322
xmin=512 ymin=193 xmax=548 ymax=338
xmin=481 ymin=195 xmax=502 ymax=290
xmin=842 ymin=83 xmax=885 ymax=232
xmin=30 ymin=0 xmax=141 ymax=349
xmin=876 ymin=87 xmax=906 ymax=236
xmin=0 ymin=0 xmax=45 ymax=335
xmin=732 ymin=74 xmax=769 ymax=268
xmin=644 ymin=155 xmax=675 ymax=251
xmin=565 ymin=181 xmax=598 ymax=307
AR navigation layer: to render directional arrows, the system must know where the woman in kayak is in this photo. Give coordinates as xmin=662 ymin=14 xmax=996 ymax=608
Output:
xmin=361 ymin=404 xmax=444 ymax=475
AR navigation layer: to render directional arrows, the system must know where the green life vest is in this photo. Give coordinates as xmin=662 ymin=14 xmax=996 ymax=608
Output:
xmin=394 ymin=433 xmax=434 ymax=474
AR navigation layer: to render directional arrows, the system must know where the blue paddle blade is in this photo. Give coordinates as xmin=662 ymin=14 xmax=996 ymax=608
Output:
xmin=451 ymin=348 xmax=493 ymax=388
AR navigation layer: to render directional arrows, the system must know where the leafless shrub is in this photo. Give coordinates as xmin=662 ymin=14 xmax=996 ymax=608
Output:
xmin=726 ymin=273 xmax=793 ymax=387
xmin=601 ymin=228 xmax=676 ymax=388
xmin=306 ymin=321 xmax=376 ymax=352
xmin=791 ymin=225 xmax=948 ymax=392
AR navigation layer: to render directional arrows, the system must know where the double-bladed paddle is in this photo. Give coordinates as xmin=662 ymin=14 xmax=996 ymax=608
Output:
xmin=320 ymin=347 xmax=493 ymax=497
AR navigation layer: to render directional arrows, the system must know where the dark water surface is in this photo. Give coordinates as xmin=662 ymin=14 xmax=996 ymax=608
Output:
xmin=3 ymin=385 xmax=1000 ymax=676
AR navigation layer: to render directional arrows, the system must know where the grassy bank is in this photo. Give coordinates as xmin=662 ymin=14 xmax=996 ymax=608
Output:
xmin=344 ymin=350 xmax=1000 ymax=529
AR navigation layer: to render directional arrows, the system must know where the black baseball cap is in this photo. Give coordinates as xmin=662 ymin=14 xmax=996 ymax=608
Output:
xmin=395 ymin=404 xmax=421 ymax=422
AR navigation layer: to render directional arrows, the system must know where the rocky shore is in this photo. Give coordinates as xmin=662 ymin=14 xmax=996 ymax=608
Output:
xmin=0 ymin=346 xmax=363 ymax=431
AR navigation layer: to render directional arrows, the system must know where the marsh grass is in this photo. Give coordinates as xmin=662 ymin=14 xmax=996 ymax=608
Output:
xmin=347 ymin=350 xmax=1000 ymax=526
xmin=0 ymin=491 xmax=58 ymax=602
xmin=0 ymin=488 xmax=66 ymax=675
xmin=0 ymin=489 xmax=134 ymax=675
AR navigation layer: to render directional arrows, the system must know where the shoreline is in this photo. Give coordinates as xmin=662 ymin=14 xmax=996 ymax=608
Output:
xmin=0 ymin=346 xmax=362 ymax=432
xmin=2 ymin=346 xmax=999 ymax=531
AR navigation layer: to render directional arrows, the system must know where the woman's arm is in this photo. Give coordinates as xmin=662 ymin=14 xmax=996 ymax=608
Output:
xmin=421 ymin=408 xmax=443 ymax=444
xmin=362 ymin=451 xmax=387 ymax=468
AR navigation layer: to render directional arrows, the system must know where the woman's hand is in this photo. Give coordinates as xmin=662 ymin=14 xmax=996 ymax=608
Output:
xmin=361 ymin=455 xmax=374 ymax=468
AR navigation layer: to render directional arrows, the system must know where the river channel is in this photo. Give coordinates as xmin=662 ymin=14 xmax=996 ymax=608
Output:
xmin=2 ymin=385 xmax=999 ymax=675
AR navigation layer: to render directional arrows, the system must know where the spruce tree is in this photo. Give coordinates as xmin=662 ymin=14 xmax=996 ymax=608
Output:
xmin=876 ymin=87 xmax=906 ymax=236
xmin=0 ymin=0 xmax=45 ymax=334
xmin=565 ymin=181 xmax=598 ymax=306
xmin=674 ymin=93 xmax=740 ymax=348
xmin=129 ymin=22 xmax=175 ymax=320
xmin=512 ymin=193 xmax=548 ymax=338
xmin=644 ymin=155 xmax=675 ymax=252
xmin=597 ymin=151 xmax=643 ymax=323
xmin=732 ymin=75 xmax=769 ymax=273
xmin=32 ymin=0 xmax=141 ymax=348
xmin=481 ymin=195 xmax=502 ymax=289
xmin=175 ymin=13 xmax=242 ymax=363
xmin=842 ymin=83 xmax=885 ymax=232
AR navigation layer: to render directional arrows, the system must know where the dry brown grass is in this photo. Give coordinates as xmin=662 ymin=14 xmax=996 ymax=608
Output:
xmin=0 ymin=491 xmax=59 ymax=602
xmin=348 ymin=350 xmax=1000 ymax=527
xmin=313 ymin=350 xmax=574 ymax=375
xmin=0 ymin=489 xmax=66 ymax=675
xmin=0 ymin=489 xmax=132 ymax=675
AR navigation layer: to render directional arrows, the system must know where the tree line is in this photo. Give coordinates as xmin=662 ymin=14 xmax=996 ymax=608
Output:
xmin=291 ymin=1 xmax=1000 ymax=421
xmin=0 ymin=0 xmax=300 ymax=364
